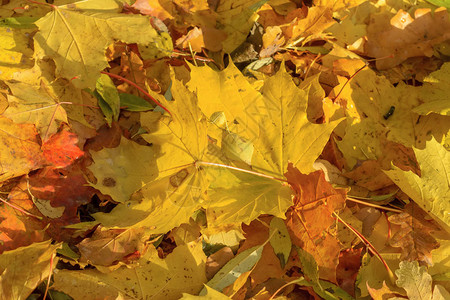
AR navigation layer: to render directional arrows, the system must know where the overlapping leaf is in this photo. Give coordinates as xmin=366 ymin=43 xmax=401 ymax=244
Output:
xmin=384 ymin=138 xmax=450 ymax=233
xmin=52 ymin=240 xmax=207 ymax=299
xmin=34 ymin=0 xmax=172 ymax=88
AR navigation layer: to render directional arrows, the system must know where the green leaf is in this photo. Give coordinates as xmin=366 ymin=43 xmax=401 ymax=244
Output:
xmin=296 ymin=246 xmax=321 ymax=289
xmin=269 ymin=217 xmax=292 ymax=268
xmin=425 ymin=0 xmax=450 ymax=9
xmin=34 ymin=0 xmax=172 ymax=88
xmin=119 ymin=93 xmax=153 ymax=111
xmin=95 ymin=74 xmax=120 ymax=123
xmin=95 ymin=92 xmax=113 ymax=126
xmin=395 ymin=261 xmax=432 ymax=300
xmin=200 ymin=245 xmax=263 ymax=295
xmin=0 ymin=17 xmax=38 ymax=28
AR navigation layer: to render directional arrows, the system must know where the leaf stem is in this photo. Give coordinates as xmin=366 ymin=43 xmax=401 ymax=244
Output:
xmin=333 ymin=212 xmax=396 ymax=283
xmin=27 ymin=0 xmax=55 ymax=9
xmin=346 ymin=197 xmax=402 ymax=213
xmin=0 ymin=197 xmax=42 ymax=220
xmin=196 ymin=161 xmax=287 ymax=183
xmin=100 ymin=71 xmax=172 ymax=117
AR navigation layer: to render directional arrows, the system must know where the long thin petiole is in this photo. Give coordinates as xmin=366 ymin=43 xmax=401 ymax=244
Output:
xmin=346 ymin=197 xmax=402 ymax=213
xmin=333 ymin=212 xmax=395 ymax=283
xmin=0 ymin=197 xmax=42 ymax=220
xmin=196 ymin=161 xmax=287 ymax=183
xmin=100 ymin=71 xmax=172 ymax=117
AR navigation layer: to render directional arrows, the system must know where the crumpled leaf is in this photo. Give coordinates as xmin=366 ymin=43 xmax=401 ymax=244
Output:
xmin=384 ymin=138 xmax=450 ymax=233
xmin=52 ymin=240 xmax=207 ymax=299
xmin=28 ymin=165 xmax=94 ymax=227
xmin=387 ymin=203 xmax=440 ymax=265
xmin=34 ymin=0 xmax=172 ymax=88
xmin=0 ymin=240 xmax=60 ymax=300
xmin=0 ymin=116 xmax=44 ymax=181
xmin=395 ymin=260 xmax=433 ymax=300
xmin=77 ymin=227 xmax=147 ymax=266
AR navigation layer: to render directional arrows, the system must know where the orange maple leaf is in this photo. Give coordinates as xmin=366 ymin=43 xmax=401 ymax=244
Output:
xmin=285 ymin=163 xmax=346 ymax=283
xmin=42 ymin=130 xmax=84 ymax=168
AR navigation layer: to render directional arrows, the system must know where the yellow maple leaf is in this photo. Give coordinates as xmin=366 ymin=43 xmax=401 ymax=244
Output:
xmin=52 ymin=240 xmax=207 ymax=299
xmin=34 ymin=0 xmax=171 ymax=88
xmin=384 ymin=138 xmax=450 ymax=233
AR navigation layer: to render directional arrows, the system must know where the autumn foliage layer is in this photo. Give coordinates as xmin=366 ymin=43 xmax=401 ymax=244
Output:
xmin=0 ymin=0 xmax=449 ymax=299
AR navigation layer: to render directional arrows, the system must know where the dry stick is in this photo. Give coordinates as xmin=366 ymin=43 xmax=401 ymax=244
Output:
xmin=196 ymin=161 xmax=288 ymax=183
xmin=100 ymin=71 xmax=172 ymax=117
xmin=171 ymin=49 xmax=215 ymax=63
xmin=333 ymin=212 xmax=396 ymax=283
xmin=346 ymin=197 xmax=403 ymax=213
xmin=332 ymin=63 xmax=368 ymax=101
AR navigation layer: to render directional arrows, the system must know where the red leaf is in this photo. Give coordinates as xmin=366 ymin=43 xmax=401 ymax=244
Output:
xmin=42 ymin=130 xmax=84 ymax=168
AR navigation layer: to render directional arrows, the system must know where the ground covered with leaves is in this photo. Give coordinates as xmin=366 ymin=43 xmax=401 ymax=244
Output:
xmin=0 ymin=0 xmax=449 ymax=299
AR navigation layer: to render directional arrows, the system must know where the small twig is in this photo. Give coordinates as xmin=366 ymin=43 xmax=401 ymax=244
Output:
xmin=346 ymin=197 xmax=403 ymax=213
xmin=332 ymin=63 xmax=367 ymax=101
xmin=100 ymin=71 xmax=172 ymax=117
xmin=43 ymin=253 xmax=55 ymax=300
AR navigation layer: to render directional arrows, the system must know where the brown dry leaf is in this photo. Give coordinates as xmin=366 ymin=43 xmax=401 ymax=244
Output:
xmin=388 ymin=203 xmax=441 ymax=265
xmin=114 ymin=51 xmax=147 ymax=95
xmin=0 ymin=178 xmax=47 ymax=254
xmin=344 ymin=160 xmax=394 ymax=191
xmin=336 ymin=248 xmax=362 ymax=297
xmin=77 ymin=226 xmax=147 ymax=266
xmin=284 ymin=163 xmax=346 ymax=283
xmin=237 ymin=216 xmax=286 ymax=286
xmin=28 ymin=165 xmax=95 ymax=230
xmin=366 ymin=7 xmax=450 ymax=70
xmin=206 ymin=246 xmax=235 ymax=280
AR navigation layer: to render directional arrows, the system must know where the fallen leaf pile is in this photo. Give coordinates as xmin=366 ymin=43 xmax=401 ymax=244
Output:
xmin=0 ymin=0 xmax=449 ymax=299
